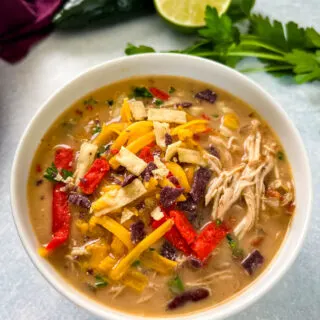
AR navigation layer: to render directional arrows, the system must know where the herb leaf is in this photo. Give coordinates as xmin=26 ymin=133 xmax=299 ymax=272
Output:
xmin=154 ymin=99 xmax=164 ymax=106
xmin=250 ymin=15 xmax=287 ymax=52
xmin=306 ymin=28 xmax=320 ymax=48
xmin=169 ymin=86 xmax=176 ymax=94
xmin=95 ymin=275 xmax=108 ymax=288
xmin=123 ymin=5 xmax=320 ymax=84
xmin=44 ymin=163 xmax=73 ymax=182
xmin=84 ymin=97 xmax=98 ymax=105
xmin=199 ymin=7 xmax=239 ymax=45
xmin=125 ymin=43 xmax=155 ymax=55
xmin=93 ymin=125 xmax=102 ymax=134
xmin=227 ymin=0 xmax=255 ymax=22
xmin=132 ymin=260 xmax=141 ymax=267
xmin=44 ymin=163 xmax=58 ymax=182
xmin=168 ymin=276 xmax=185 ymax=295
xmin=132 ymin=86 xmax=153 ymax=98
xmin=277 ymin=151 xmax=285 ymax=161
xmin=61 ymin=169 xmax=73 ymax=180
xmin=226 ymin=234 xmax=244 ymax=259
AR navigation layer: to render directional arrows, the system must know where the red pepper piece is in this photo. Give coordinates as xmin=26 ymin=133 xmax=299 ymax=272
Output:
xmin=191 ymin=222 xmax=228 ymax=261
xmin=54 ymin=148 xmax=73 ymax=170
xmin=152 ymin=215 xmax=191 ymax=255
xmin=110 ymin=148 xmax=119 ymax=155
xmin=147 ymin=141 xmax=156 ymax=148
xmin=45 ymin=148 xmax=73 ymax=252
xmin=169 ymin=210 xmax=197 ymax=245
xmin=149 ymin=87 xmax=170 ymax=101
xmin=203 ymin=127 xmax=213 ymax=134
xmin=46 ymin=182 xmax=71 ymax=251
xmin=79 ymin=158 xmax=110 ymax=194
xmin=201 ymin=113 xmax=211 ymax=120
xmin=139 ymin=146 xmax=154 ymax=163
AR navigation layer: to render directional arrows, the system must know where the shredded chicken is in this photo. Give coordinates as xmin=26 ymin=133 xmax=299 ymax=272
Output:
xmin=69 ymin=239 xmax=100 ymax=257
xmin=186 ymin=270 xmax=233 ymax=286
xmin=205 ymin=120 xmax=277 ymax=239
xmin=109 ymin=285 xmax=125 ymax=299
xmin=203 ymin=152 xmax=221 ymax=174
xmin=209 ymin=135 xmax=233 ymax=168
xmin=137 ymin=272 xmax=160 ymax=304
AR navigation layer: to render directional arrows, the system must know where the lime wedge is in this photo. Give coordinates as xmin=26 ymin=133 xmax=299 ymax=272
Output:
xmin=154 ymin=0 xmax=231 ymax=30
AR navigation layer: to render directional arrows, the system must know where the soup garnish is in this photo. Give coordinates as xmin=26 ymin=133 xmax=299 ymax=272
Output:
xmin=28 ymin=76 xmax=295 ymax=316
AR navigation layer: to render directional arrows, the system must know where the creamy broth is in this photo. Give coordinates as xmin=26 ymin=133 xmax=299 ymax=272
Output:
xmin=28 ymin=76 xmax=294 ymax=316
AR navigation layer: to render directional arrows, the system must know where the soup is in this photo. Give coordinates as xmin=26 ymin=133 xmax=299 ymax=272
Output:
xmin=28 ymin=76 xmax=295 ymax=316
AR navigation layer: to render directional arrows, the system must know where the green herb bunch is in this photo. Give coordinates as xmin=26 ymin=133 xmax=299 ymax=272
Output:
xmin=125 ymin=0 xmax=320 ymax=84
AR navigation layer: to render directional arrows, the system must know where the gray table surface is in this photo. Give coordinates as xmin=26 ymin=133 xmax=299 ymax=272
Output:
xmin=1 ymin=0 xmax=319 ymax=319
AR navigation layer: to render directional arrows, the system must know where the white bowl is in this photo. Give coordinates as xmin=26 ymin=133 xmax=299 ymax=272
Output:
xmin=11 ymin=54 xmax=312 ymax=320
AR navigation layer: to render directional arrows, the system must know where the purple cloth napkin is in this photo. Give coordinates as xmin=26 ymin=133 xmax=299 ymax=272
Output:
xmin=0 ymin=0 xmax=61 ymax=63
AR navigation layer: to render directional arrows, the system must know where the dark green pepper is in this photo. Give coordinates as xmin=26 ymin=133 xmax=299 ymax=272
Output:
xmin=53 ymin=0 xmax=155 ymax=29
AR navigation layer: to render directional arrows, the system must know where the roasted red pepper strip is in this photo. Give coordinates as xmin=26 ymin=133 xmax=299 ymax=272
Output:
xmin=46 ymin=148 xmax=73 ymax=251
xmin=79 ymin=158 xmax=110 ymax=194
xmin=152 ymin=214 xmax=191 ymax=255
xmin=169 ymin=210 xmax=197 ymax=245
xmin=149 ymin=87 xmax=170 ymax=101
xmin=54 ymin=148 xmax=73 ymax=170
xmin=139 ymin=146 xmax=154 ymax=163
xmin=191 ymin=222 xmax=228 ymax=261
xmin=46 ymin=183 xmax=70 ymax=251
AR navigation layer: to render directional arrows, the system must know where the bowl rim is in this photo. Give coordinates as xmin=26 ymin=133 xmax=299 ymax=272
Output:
xmin=10 ymin=53 xmax=312 ymax=320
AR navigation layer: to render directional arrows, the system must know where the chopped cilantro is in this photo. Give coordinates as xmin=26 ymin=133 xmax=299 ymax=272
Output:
xmin=132 ymin=86 xmax=153 ymax=98
xmin=93 ymin=126 xmax=102 ymax=134
xmin=84 ymin=97 xmax=98 ymax=105
xmin=132 ymin=260 xmax=141 ymax=267
xmin=277 ymin=151 xmax=285 ymax=161
xmin=168 ymin=276 xmax=185 ymax=295
xmin=226 ymin=234 xmax=244 ymax=259
xmin=125 ymin=43 xmax=156 ymax=55
xmin=61 ymin=169 xmax=73 ymax=180
xmin=169 ymin=86 xmax=176 ymax=94
xmin=43 ymin=163 xmax=58 ymax=182
xmin=97 ymin=144 xmax=109 ymax=158
xmin=94 ymin=275 xmax=108 ymax=288
xmin=154 ymin=99 xmax=164 ymax=106
xmin=44 ymin=163 xmax=72 ymax=182
xmin=212 ymin=113 xmax=219 ymax=118
xmin=215 ymin=218 xmax=222 ymax=225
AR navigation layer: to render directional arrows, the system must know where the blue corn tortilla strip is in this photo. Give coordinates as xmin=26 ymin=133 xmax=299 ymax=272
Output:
xmin=122 ymin=173 xmax=136 ymax=187
xmin=130 ymin=220 xmax=146 ymax=244
xmin=241 ymin=250 xmax=264 ymax=275
xmin=160 ymin=187 xmax=184 ymax=209
xmin=190 ymin=168 xmax=212 ymax=202
xmin=141 ymin=162 xmax=157 ymax=181
xmin=208 ymin=145 xmax=220 ymax=159
xmin=177 ymin=196 xmax=197 ymax=222
xmin=167 ymin=288 xmax=210 ymax=310
xmin=68 ymin=193 xmax=91 ymax=209
xmin=195 ymin=89 xmax=217 ymax=103
xmin=160 ymin=241 xmax=177 ymax=261
xmin=165 ymin=133 xmax=173 ymax=146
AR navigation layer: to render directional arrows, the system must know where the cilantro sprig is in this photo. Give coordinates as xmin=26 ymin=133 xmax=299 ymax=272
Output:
xmin=43 ymin=162 xmax=73 ymax=182
xmin=168 ymin=275 xmax=185 ymax=295
xmin=125 ymin=0 xmax=320 ymax=84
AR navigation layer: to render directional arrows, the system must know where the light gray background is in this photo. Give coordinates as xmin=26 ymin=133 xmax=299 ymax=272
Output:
xmin=0 ymin=0 xmax=319 ymax=319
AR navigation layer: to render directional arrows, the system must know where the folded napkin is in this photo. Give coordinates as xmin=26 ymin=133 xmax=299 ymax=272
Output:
xmin=0 ymin=0 xmax=61 ymax=63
